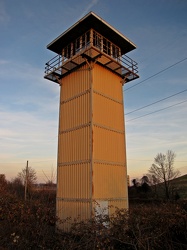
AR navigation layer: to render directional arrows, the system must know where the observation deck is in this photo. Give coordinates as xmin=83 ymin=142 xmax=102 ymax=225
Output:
xmin=44 ymin=12 xmax=139 ymax=84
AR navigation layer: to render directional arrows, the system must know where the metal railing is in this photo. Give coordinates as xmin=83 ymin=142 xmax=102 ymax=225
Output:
xmin=45 ymin=30 xmax=138 ymax=80
xmin=45 ymin=54 xmax=62 ymax=76
xmin=45 ymin=51 xmax=138 ymax=78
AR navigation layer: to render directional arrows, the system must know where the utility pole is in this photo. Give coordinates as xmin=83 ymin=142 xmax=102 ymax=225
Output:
xmin=24 ymin=160 xmax=28 ymax=201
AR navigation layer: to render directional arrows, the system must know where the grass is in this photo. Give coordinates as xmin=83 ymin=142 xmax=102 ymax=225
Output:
xmin=171 ymin=174 xmax=187 ymax=199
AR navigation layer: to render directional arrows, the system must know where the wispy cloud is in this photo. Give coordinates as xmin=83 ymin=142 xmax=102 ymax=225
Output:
xmin=0 ymin=108 xmax=58 ymax=177
xmin=0 ymin=1 xmax=10 ymax=25
xmin=0 ymin=60 xmax=9 ymax=65
xmin=0 ymin=59 xmax=60 ymax=96
xmin=78 ymin=0 xmax=99 ymax=19
xmin=0 ymin=57 xmax=59 ymax=179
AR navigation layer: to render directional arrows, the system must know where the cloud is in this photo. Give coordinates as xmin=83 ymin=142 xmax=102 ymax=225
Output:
xmin=79 ymin=0 xmax=99 ymax=19
xmin=0 ymin=105 xmax=58 ymax=164
xmin=0 ymin=59 xmax=42 ymax=82
xmin=0 ymin=1 xmax=10 ymax=25
xmin=0 ymin=107 xmax=58 ymax=180
xmin=0 ymin=58 xmax=59 ymax=174
xmin=0 ymin=59 xmax=60 ymax=100
xmin=125 ymin=107 xmax=187 ymax=179
xmin=0 ymin=60 xmax=9 ymax=65
xmin=0 ymin=109 xmax=57 ymax=141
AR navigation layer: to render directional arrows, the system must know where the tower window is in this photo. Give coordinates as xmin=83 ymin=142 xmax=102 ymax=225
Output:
xmin=93 ymin=31 xmax=101 ymax=49
xmin=103 ymin=38 xmax=111 ymax=56
xmin=112 ymin=45 xmax=120 ymax=59
xmin=64 ymin=44 xmax=71 ymax=59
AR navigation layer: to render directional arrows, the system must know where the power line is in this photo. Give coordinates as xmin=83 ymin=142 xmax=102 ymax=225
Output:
xmin=126 ymin=99 xmax=187 ymax=122
xmin=125 ymin=89 xmax=187 ymax=115
xmin=124 ymin=57 xmax=187 ymax=92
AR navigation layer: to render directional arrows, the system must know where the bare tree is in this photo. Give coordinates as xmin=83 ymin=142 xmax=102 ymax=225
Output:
xmin=8 ymin=177 xmax=24 ymax=197
xmin=147 ymin=174 xmax=160 ymax=196
xmin=149 ymin=150 xmax=180 ymax=199
xmin=18 ymin=166 xmax=37 ymax=192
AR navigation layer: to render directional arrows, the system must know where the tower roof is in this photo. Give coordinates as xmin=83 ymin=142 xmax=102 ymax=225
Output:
xmin=47 ymin=12 xmax=136 ymax=55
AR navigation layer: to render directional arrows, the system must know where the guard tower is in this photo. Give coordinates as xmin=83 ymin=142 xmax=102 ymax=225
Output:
xmin=44 ymin=12 xmax=138 ymax=231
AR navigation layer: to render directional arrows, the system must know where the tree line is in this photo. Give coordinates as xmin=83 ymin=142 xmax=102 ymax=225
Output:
xmin=1 ymin=149 xmax=181 ymax=201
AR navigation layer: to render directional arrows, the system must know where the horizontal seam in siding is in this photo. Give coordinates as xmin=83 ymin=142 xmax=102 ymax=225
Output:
xmin=93 ymin=123 xmax=124 ymax=134
xmin=56 ymin=198 xmax=92 ymax=202
xmin=58 ymin=160 xmax=91 ymax=166
xmin=93 ymin=197 xmax=128 ymax=201
xmin=93 ymin=89 xmax=123 ymax=104
xmin=56 ymin=197 xmax=128 ymax=201
xmin=61 ymin=89 xmax=91 ymax=103
xmin=60 ymin=123 xmax=91 ymax=133
xmin=93 ymin=159 xmax=125 ymax=166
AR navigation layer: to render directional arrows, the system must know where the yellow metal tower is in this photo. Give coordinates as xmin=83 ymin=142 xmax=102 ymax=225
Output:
xmin=44 ymin=12 xmax=138 ymax=231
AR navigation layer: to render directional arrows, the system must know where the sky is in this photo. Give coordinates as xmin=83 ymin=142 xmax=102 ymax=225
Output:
xmin=0 ymin=0 xmax=187 ymax=183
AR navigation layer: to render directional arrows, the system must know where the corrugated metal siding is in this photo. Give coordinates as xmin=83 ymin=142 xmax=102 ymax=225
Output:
xmin=56 ymin=63 xmax=93 ymax=231
xmin=56 ymin=58 xmax=128 ymax=231
xmin=108 ymin=200 xmax=128 ymax=215
xmin=93 ymin=64 xmax=123 ymax=101
xmin=61 ymin=64 xmax=90 ymax=101
xmin=93 ymin=164 xmax=127 ymax=199
xmin=57 ymin=163 xmax=90 ymax=199
xmin=60 ymin=92 xmax=90 ymax=131
xmin=56 ymin=200 xmax=91 ymax=231
xmin=93 ymin=92 xmax=124 ymax=131
xmin=58 ymin=126 xmax=90 ymax=163
xmin=93 ymin=125 xmax=125 ymax=163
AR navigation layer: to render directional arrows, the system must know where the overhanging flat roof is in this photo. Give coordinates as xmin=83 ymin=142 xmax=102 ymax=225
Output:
xmin=47 ymin=12 xmax=136 ymax=55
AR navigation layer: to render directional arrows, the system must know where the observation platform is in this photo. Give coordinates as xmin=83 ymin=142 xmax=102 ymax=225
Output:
xmin=44 ymin=12 xmax=139 ymax=84
xmin=44 ymin=44 xmax=139 ymax=84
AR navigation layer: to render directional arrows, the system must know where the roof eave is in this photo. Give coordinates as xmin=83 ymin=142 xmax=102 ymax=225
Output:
xmin=47 ymin=12 xmax=136 ymax=55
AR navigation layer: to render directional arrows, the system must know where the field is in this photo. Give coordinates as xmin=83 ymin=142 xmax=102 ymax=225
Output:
xmin=0 ymin=184 xmax=187 ymax=250
xmin=171 ymin=174 xmax=187 ymax=199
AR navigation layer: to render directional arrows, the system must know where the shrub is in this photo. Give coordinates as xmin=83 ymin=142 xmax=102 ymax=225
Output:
xmin=0 ymin=189 xmax=187 ymax=249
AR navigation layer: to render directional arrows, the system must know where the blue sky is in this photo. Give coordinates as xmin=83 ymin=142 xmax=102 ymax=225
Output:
xmin=0 ymin=0 xmax=187 ymax=183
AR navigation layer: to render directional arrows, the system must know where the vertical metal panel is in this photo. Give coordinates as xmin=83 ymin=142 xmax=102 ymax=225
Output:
xmin=56 ymin=63 xmax=93 ymax=231
xmin=93 ymin=63 xmax=123 ymax=101
xmin=93 ymin=126 xmax=125 ymax=163
xmin=61 ymin=64 xmax=90 ymax=101
xmin=93 ymin=92 xmax=124 ymax=131
xmin=56 ymin=200 xmax=91 ymax=231
xmin=91 ymin=62 xmax=128 ymax=211
xmin=58 ymin=126 xmax=90 ymax=163
xmin=56 ymin=56 xmax=129 ymax=231
xmin=60 ymin=92 xmax=90 ymax=131
xmin=93 ymin=164 xmax=127 ymax=199
xmin=57 ymin=163 xmax=90 ymax=199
